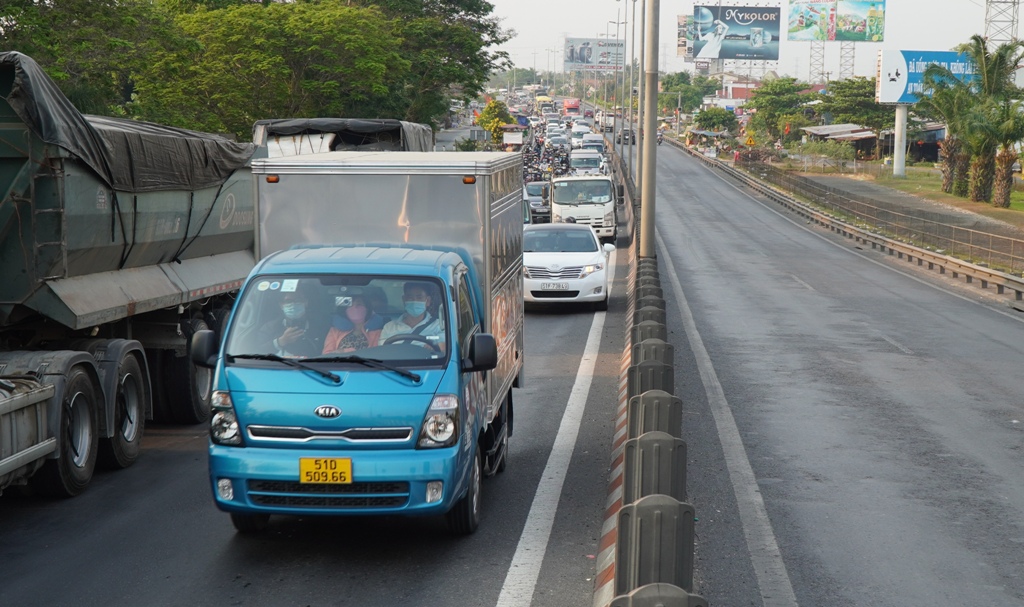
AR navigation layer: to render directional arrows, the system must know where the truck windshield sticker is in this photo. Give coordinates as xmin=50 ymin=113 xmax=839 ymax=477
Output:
xmin=280 ymin=279 xmax=299 ymax=293
xmin=257 ymin=281 xmax=270 ymax=291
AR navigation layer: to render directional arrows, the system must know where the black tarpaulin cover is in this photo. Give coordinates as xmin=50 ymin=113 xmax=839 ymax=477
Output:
xmin=253 ymin=118 xmax=433 ymax=152
xmin=0 ymin=51 xmax=255 ymax=192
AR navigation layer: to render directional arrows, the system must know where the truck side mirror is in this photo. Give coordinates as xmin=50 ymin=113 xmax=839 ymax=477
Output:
xmin=464 ymin=333 xmax=498 ymax=372
xmin=190 ymin=329 xmax=219 ymax=368
xmin=617 ymin=184 xmax=625 ymax=204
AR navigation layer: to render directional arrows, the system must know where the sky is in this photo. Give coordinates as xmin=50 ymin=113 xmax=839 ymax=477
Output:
xmin=486 ymin=0 xmax=993 ymax=83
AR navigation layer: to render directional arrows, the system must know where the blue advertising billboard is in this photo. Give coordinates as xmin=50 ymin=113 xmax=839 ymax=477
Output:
xmin=690 ymin=5 xmax=781 ymax=61
xmin=876 ymin=50 xmax=977 ymax=104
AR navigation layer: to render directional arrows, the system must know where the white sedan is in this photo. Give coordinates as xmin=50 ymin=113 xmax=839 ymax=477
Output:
xmin=523 ymin=223 xmax=615 ymax=310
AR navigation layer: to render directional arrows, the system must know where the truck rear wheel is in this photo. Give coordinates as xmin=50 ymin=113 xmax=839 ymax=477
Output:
xmin=31 ymin=366 xmax=100 ymax=497
xmin=446 ymin=445 xmax=482 ymax=535
xmin=165 ymin=318 xmax=213 ymax=425
xmin=98 ymin=353 xmax=148 ymax=469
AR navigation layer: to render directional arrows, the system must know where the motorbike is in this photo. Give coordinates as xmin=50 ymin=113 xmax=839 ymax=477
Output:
xmin=657 ymin=133 xmax=663 ymax=146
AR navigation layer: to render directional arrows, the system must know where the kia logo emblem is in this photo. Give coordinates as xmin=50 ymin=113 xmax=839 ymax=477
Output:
xmin=315 ymin=405 xmax=341 ymax=418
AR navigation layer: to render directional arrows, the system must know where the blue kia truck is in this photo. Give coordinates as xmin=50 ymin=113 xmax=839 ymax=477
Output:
xmin=190 ymin=151 xmax=525 ymax=535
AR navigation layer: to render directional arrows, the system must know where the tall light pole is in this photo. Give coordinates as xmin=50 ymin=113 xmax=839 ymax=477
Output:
xmin=627 ymin=0 xmax=637 ymax=178
xmin=636 ymin=0 xmax=646 ymax=192
xmin=610 ymin=13 xmax=625 ymax=159
xmin=639 ymin=0 xmax=659 ymax=258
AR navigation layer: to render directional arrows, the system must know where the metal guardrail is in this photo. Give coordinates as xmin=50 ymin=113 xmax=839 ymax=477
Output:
xmin=668 ymin=138 xmax=1024 ymax=304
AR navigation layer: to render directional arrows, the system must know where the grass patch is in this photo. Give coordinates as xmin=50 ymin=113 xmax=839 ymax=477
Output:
xmin=873 ymin=167 xmax=1024 ymax=229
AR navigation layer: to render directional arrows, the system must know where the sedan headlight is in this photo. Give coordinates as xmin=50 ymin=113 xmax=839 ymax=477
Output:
xmin=523 ymin=266 xmax=533 ymax=279
xmin=210 ymin=391 xmax=243 ymax=446
xmin=579 ymin=263 xmax=604 ymax=279
xmin=418 ymin=394 xmax=460 ymax=448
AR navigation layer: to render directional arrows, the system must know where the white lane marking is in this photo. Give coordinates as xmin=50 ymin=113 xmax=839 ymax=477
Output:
xmin=790 ymin=274 xmax=815 ymax=291
xmin=656 ymin=231 xmax=799 ymax=607
xmin=496 ymin=250 xmax=616 ymax=607
xmin=692 ymin=158 xmax=1024 ymax=324
xmin=876 ymin=331 xmax=914 ymax=355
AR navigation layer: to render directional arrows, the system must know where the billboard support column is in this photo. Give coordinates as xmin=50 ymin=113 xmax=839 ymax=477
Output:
xmin=639 ymin=0 xmax=659 ymax=259
xmin=893 ymin=104 xmax=908 ymax=178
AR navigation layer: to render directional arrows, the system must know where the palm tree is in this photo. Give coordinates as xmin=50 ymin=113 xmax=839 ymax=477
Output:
xmin=919 ymin=35 xmax=1024 ymax=202
xmin=988 ymin=99 xmax=1024 ymax=207
xmin=917 ymin=74 xmax=972 ymax=195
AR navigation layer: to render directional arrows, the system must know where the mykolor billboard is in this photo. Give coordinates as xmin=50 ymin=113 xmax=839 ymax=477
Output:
xmin=788 ymin=1 xmax=886 ymax=42
xmin=690 ymin=6 xmax=781 ymax=61
xmin=564 ymin=38 xmax=625 ymax=71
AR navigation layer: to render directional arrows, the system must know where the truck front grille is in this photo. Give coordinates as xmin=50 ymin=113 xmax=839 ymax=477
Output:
xmin=247 ymin=480 xmax=410 ymax=509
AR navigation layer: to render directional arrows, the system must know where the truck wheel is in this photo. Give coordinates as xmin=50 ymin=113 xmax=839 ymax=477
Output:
xmin=446 ymin=445 xmax=482 ymax=535
xmin=31 ymin=366 xmax=100 ymax=497
xmin=231 ymin=513 xmax=270 ymax=534
xmin=99 ymin=353 xmax=148 ymax=469
xmin=166 ymin=318 xmax=213 ymax=425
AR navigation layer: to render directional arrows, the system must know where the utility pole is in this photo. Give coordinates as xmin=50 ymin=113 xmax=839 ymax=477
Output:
xmin=639 ymin=0 xmax=659 ymax=258
xmin=636 ymin=0 xmax=646 ymax=192
xmin=627 ymin=0 xmax=637 ymax=179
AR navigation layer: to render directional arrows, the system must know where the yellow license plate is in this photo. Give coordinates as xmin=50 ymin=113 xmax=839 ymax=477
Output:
xmin=299 ymin=458 xmax=352 ymax=484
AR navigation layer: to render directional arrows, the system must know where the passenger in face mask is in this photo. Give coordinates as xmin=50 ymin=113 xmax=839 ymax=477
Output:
xmin=258 ymin=287 xmax=325 ymax=357
xmin=379 ymin=282 xmax=446 ymax=352
xmin=322 ymin=295 xmax=384 ymax=354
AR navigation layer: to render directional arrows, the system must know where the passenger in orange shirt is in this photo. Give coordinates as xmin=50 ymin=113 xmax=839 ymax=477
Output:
xmin=322 ymin=295 xmax=384 ymax=354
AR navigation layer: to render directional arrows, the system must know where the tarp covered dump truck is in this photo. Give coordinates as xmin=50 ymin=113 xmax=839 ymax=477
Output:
xmin=0 ymin=51 xmax=434 ymax=498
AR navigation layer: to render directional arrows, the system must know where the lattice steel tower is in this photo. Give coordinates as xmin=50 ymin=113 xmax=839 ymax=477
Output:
xmin=839 ymin=41 xmax=856 ymax=80
xmin=809 ymin=40 xmax=826 ymax=83
xmin=986 ymin=0 xmax=1020 ymax=45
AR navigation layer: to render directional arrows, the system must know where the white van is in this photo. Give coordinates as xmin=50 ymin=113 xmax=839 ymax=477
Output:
xmin=581 ymin=133 xmax=605 ymax=154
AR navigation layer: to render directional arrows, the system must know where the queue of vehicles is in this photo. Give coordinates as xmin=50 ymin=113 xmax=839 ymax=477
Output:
xmin=0 ymin=52 xmax=522 ymax=537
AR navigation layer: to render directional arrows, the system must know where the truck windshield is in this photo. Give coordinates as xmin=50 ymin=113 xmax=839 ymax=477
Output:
xmin=223 ymin=275 xmax=449 ymax=368
xmin=552 ymin=180 xmax=613 ymax=205
xmin=570 ymin=156 xmax=601 ymax=169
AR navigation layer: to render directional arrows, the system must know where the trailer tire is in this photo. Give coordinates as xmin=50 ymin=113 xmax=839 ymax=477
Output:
xmin=446 ymin=445 xmax=482 ymax=536
xmin=98 ymin=353 xmax=148 ymax=469
xmin=166 ymin=318 xmax=213 ymax=425
xmin=231 ymin=513 xmax=270 ymax=534
xmin=31 ymin=365 xmax=100 ymax=497
xmin=205 ymin=306 xmax=233 ymax=342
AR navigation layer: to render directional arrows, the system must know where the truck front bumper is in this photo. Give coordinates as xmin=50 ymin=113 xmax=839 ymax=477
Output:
xmin=209 ymin=443 xmax=466 ymax=517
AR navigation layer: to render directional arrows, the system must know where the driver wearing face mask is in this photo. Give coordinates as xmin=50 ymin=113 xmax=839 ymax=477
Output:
xmin=379 ymin=282 xmax=446 ymax=352
xmin=258 ymin=287 xmax=326 ymax=357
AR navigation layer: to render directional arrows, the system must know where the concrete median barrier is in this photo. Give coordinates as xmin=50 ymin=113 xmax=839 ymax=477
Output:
xmin=610 ymin=583 xmax=708 ymax=607
xmin=626 ymin=389 xmax=682 ymax=440
xmin=623 ymin=431 xmax=687 ymax=504
xmin=616 ymin=494 xmax=697 ymax=595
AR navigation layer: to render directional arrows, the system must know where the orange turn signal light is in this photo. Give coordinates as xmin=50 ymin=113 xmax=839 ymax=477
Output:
xmin=266 ymin=175 xmax=280 ymax=183
xmin=463 ymin=176 xmax=476 ymax=184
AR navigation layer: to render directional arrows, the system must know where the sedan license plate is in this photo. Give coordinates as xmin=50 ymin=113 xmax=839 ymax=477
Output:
xmin=541 ymin=282 xmax=569 ymax=290
xmin=299 ymin=457 xmax=352 ymax=484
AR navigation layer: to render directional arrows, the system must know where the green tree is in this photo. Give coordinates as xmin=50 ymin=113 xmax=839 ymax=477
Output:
xmin=661 ymin=72 xmax=692 ymax=89
xmin=776 ymin=112 xmax=815 ymax=145
xmin=916 ymin=76 xmax=974 ymax=195
xmin=477 ymin=99 xmax=512 ymax=144
xmin=0 ymin=0 xmax=185 ymax=115
xmin=745 ymin=77 xmax=813 ymax=141
xmin=817 ymin=77 xmax=894 ymax=159
xmin=694 ymin=107 xmax=738 ymax=133
xmin=131 ymin=2 xmax=408 ymax=138
xmin=986 ymin=99 xmax=1024 ymax=207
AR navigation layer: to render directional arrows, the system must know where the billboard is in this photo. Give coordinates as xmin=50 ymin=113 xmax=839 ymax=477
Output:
xmin=876 ymin=50 xmax=977 ymax=104
xmin=690 ymin=6 xmax=781 ymax=61
xmin=564 ymin=38 xmax=625 ymax=71
xmin=677 ymin=15 xmax=692 ymax=57
xmin=788 ymin=1 xmax=886 ymax=42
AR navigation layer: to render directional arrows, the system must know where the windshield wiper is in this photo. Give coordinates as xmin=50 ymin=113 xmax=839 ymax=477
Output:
xmin=226 ymin=353 xmax=340 ymax=383
xmin=304 ymin=355 xmax=421 ymax=382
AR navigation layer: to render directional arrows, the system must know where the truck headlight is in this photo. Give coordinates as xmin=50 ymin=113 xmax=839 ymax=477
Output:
xmin=210 ymin=391 xmax=243 ymax=446
xmin=579 ymin=263 xmax=604 ymax=279
xmin=418 ymin=394 xmax=460 ymax=448
xmin=604 ymin=211 xmax=615 ymax=225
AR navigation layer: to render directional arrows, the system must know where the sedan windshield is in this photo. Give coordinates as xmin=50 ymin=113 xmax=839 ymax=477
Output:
xmin=223 ymin=275 xmax=449 ymax=367
xmin=524 ymin=229 xmax=599 ymax=253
